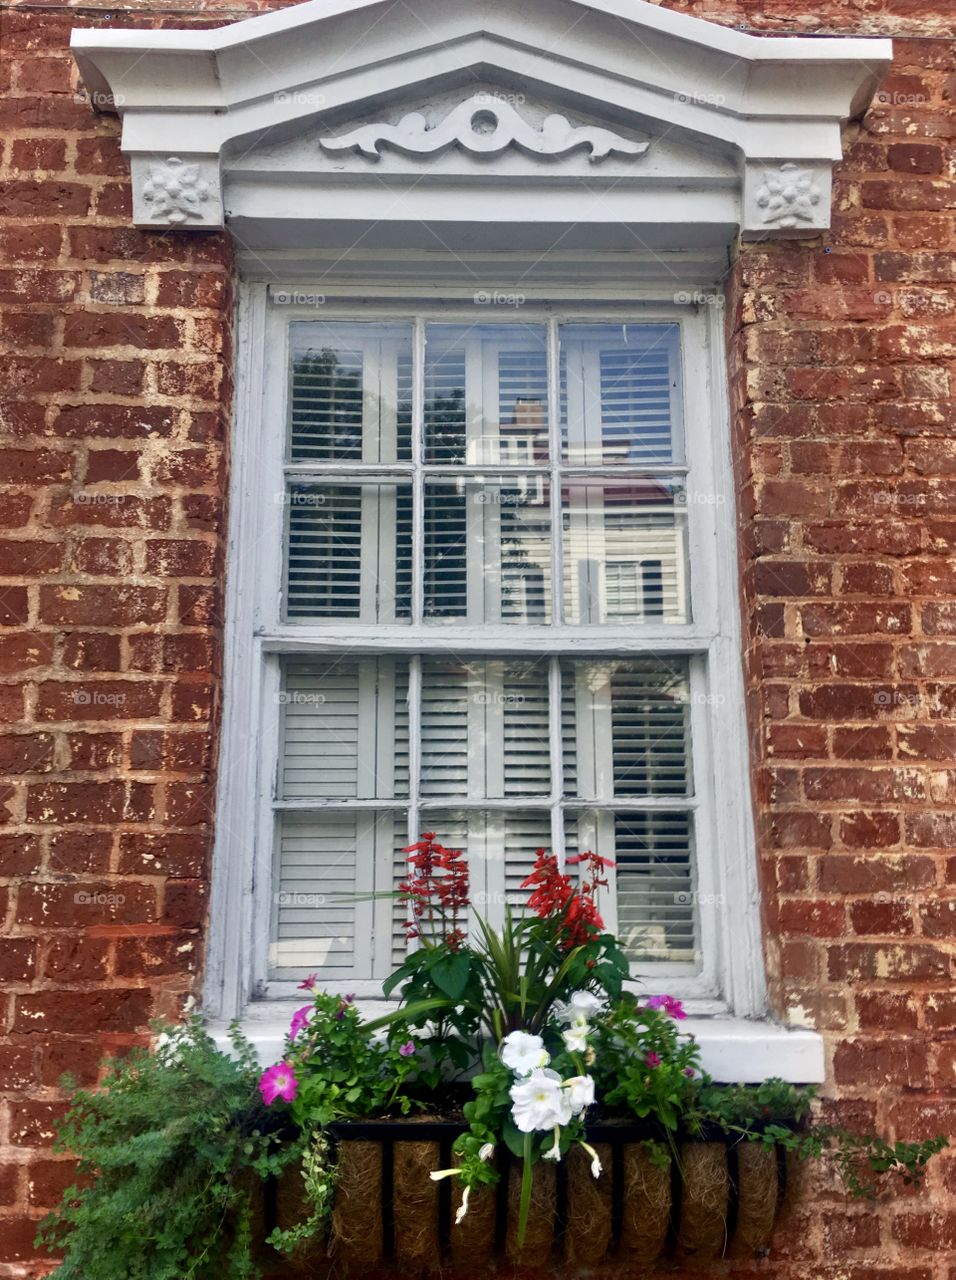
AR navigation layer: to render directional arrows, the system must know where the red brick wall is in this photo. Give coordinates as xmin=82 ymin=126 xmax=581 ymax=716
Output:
xmin=0 ymin=1 xmax=954 ymax=1276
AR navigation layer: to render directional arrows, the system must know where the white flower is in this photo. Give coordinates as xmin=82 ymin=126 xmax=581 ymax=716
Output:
xmin=564 ymin=1074 xmax=595 ymax=1115
xmin=510 ymin=1068 xmax=573 ymax=1132
xmin=580 ymin=1140 xmax=603 ymax=1178
xmin=478 ymin=1142 xmax=495 ymax=1162
xmin=455 ymin=1185 xmax=471 ymax=1224
xmin=552 ymin=990 xmax=604 ymax=1025
xmin=561 ymin=1023 xmax=590 ymax=1054
xmin=542 ymin=1126 xmax=562 ymax=1161
xmin=501 ymin=1030 xmax=549 ymax=1076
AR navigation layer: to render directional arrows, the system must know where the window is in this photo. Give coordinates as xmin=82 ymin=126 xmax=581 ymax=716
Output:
xmin=237 ymin=302 xmax=743 ymax=1006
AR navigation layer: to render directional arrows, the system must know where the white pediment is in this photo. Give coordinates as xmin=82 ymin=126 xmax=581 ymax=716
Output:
xmin=71 ymin=0 xmax=890 ymax=245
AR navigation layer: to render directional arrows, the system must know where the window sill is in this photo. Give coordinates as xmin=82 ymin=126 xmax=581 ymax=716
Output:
xmin=206 ymin=1006 xmax=825 ymax=1084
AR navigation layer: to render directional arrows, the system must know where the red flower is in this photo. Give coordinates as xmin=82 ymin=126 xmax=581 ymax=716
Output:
xmin=398 ymin=834 xmax=470 ymax=947
xmin=519 ymin=849 xmax=612 ymax=949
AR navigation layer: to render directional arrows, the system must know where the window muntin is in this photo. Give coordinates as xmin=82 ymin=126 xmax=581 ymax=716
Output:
xmin=266 ymin=312 xmax=720 ymax=993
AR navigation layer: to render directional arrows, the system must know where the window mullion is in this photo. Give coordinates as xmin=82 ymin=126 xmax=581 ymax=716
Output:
xmin=547 ymin=317 xmax=563 ymax=625
xmin=548 ymin=655 xmax=565 ymax=871
xmin=411 ymin=318 xmax=425 ymax=626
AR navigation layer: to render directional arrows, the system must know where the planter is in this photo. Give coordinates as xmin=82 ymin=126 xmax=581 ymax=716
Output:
xmin=262 ymin=1120 xmax=789 ymax=1274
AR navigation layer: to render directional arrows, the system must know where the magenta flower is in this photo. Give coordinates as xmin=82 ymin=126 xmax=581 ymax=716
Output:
xmin=645 ymin=994 xmax=686 ymax=1021
xmin=645 ymin=1052 xmax=661 ymax=1069
xmin=399 ymin=1040 xmax=415 ymax=1057
xmin=259 ymin=1061 xmax=298 ymax=1105
xmin=297 ymin=973 xmax=317 ymax=991
xmin=289 ymin=1005 xmax=311 ymax=1040
xmin=335 ymin=993 xmax=356 ymax=1020
xmin=683 ymin=1067 xmax=695 ymax=1078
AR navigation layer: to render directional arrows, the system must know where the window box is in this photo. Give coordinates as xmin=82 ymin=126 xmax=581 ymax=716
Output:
xmin=262 ymin=1118 xmax=789 ymax=1272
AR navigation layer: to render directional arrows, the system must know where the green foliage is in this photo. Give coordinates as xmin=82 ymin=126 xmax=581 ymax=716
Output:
xmin=36 ymin=1017 xmax=297 ymax=1280
xmin=285 ymin=992 xmax=419 ymax=1128
xmin=266 ymin=1132 xmax=335 ymax=1258
xmin=594 ymin=996 xmax=701 ymax=1136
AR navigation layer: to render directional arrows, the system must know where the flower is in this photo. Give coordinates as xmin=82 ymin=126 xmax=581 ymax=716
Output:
xmin=645 ymin=994 xmax=686 ymax=1020
xmin=259 ymin=1061 xmax=298 ymax=1105
xmin=335 ymin=994 xmax=355 ymax=1020
xmin=579 ymin=1140 xmax=603 ymax=1178
xmin=501 ymin=1030 xmax=549 ymax=1075
xmin=561 ymin=1024 xmax=590 ymax=1054
xmin=510 ymin=1068 xmax=573 ymax=1132
xmin=479 ymin=1142 xmax=495 ymax=1162
xmin=644 ymin=1052 xmax=661 ymax=1069
xmin=399 ymin=1040 xmax=416 ymax=1057
xmin=553 ymin=990 xmax=604 ymax=1025
xmin=564 ymin=1075 xmax=595 ymax=1115
xmin=683 ymin=1067 xmax=695 ymax=1078
xmin=297 ymin=973 xmax=317 ymax=991
xmin=288 ymin=1005 xmax=312 ymax=1040
xmin=543 ymin=1126 xmax=563 ymax=1161
xmin=455 ymin=1185 xmax=471 ymax=1224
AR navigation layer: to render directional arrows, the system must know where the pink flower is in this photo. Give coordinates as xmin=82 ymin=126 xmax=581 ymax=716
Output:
xmin=259 ymin=1062 xmax=298 ymax=1105
xmin=335 ymin=994 xmax=355 ymax=1020
xmin=298 ymin=973 xmax=317 ymax=991
xmin=683 ymin=1067 xmax=695 ymax=1078
xmin=645 ymin=1052 xmax=661 ymax=1069
xmin=399 ymin=1040 xmax=415 ymax=1057
xmin=645 ymin=994 xmax=686 ymax=1020
xmin=289 ymin=1005 xmax=311 ymax=1040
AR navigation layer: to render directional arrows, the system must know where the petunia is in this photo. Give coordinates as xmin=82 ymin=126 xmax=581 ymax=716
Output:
xmin=479 ymin=1142 xmax=495 ymax=1162
xmin=561 ymin=1023 xmax=590 ymax=1054
xmin=553 ymin=990 xmax=603 ymax=1025
xmin=510 ymin=1068 xmax=573 ymax=1132
xmin=455 ymin=1184 xmax=472 ymax=1224
xmin=645 ymin=994 xmax=686 ymax=1020
xmin=579 ymin=1140 xmax=603 ymax=1178
xmin=542 ymin=1126 xmax=563 ymax=1161
xmin=288 ymin=1005 xmax=312 ymax=1040
xmin=297 ymin=973 xmax=317 ymax=991
xmin=564 ymin=1074 xmax=595 ymax=1115
xmin=259 ymin=1061 xmax=298 ymax=1105
xmin=399 ymin=1040 xmax=416 ymax=1057
xmin=501 ymin=1030 xmax=549 ymax=1076
xmin=644 ymin=1052 xmax=662 ymax=1069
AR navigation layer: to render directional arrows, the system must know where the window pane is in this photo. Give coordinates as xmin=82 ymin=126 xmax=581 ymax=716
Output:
xmin=561 ymin=323 xmax=681 ymax=465
xmin=562 ymin=478 xmax=688 ymax=623
xmin=289 ymin=322 xmax=412 ymax=462
xmin=424 ymin=324 xmax=549 ymax=464
xmin=562 ymin=658 xmax=690 ymax=799
xmin=285 ymin=482 xmax=412 ymax=620
xmin=424 ymin=478 xmax=551 ymax=623
xmin=422 ymin=809 xmax=552 ymax=928
xmin=567 ymin=809 xmax=697 ymax=966
xmin=279 ymin=658 xmax=409 ymax=799
xmin=272 ymin=809 xmax=405 ymax=981
xmin=420 ymin=658 xmax=550 ymax=799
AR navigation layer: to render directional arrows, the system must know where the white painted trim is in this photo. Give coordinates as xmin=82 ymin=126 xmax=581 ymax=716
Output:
xmin=71 ymin=0 xmax=890 ymax=239
xmin=208 ymin=284 xmax=772 ymax=1027
xmin=207 ymin=1007 xmax=824 ymax=1085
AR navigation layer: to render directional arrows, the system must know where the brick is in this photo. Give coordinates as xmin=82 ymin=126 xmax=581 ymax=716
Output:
xmin=39 ymin=585 xmax=167 ymax=626
xmin=35 ymin=680 xmax=164 ymax=722
xmin=16 ymin=881 xmax=156 ymax=927
xmin=13 ymin=990 xmax=152 ymax=1035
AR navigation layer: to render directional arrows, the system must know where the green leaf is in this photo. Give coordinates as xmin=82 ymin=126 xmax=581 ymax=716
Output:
xmin=431 ymin=953 xmax=472 ymax=1001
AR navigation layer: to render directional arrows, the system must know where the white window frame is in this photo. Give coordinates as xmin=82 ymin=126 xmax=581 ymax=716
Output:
xmin=205 ymin=281 xmax=765 ymax=1027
